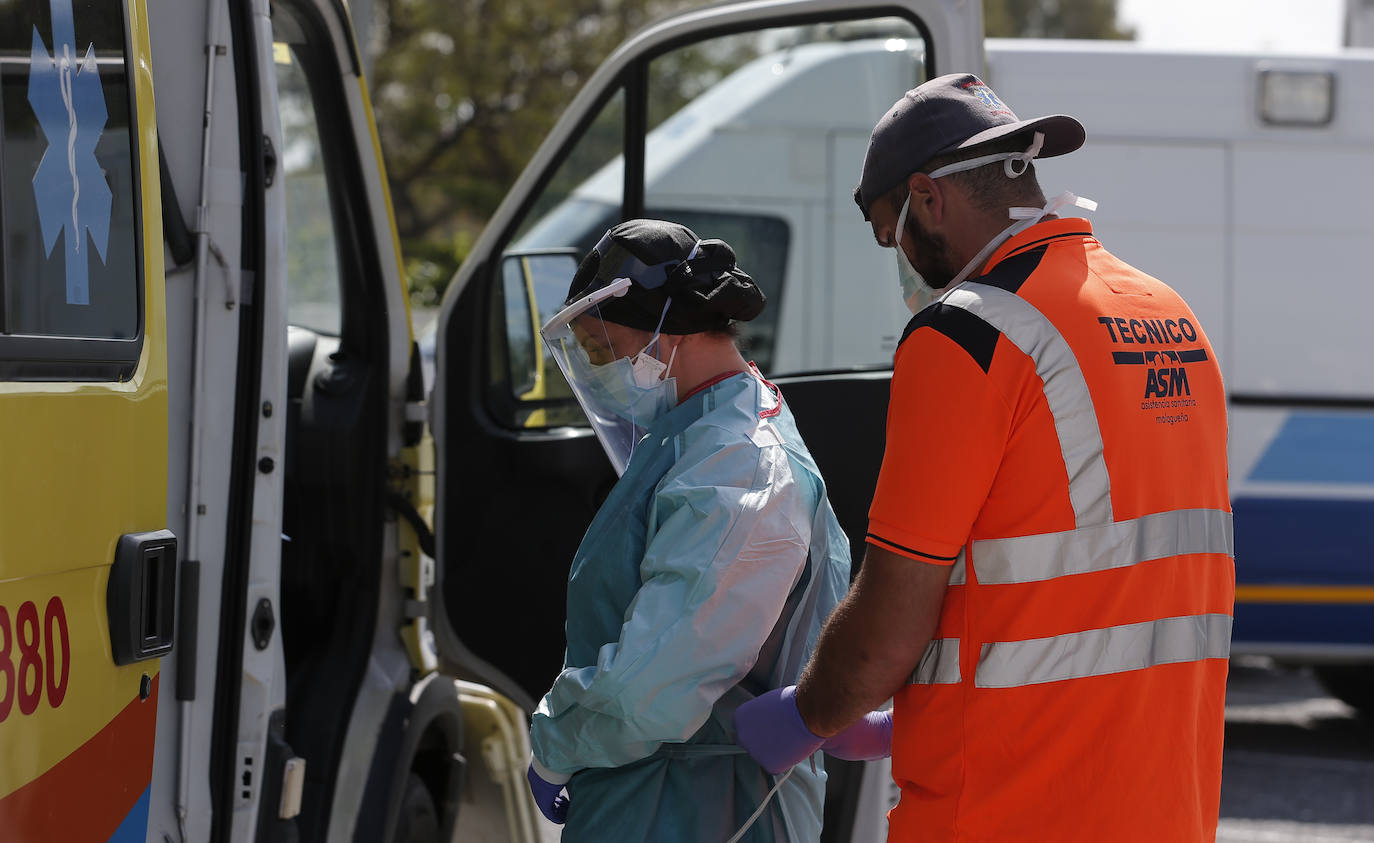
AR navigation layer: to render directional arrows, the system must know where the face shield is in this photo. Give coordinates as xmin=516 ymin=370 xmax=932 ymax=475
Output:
xmin=541 ymin=233 xmax=699 ymax=475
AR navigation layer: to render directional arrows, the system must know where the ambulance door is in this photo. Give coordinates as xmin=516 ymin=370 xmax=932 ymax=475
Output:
xmin=429 ymin=4 xmax=979 ymax=836
xmin=0 ymin=0 xmax=172 ymax=839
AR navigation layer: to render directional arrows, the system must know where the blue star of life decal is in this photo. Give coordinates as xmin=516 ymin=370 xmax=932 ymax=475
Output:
xmin=28 ymin=0 xmax=112 ymax=307
xmin=970 ymin=84 xmax=1005 ymax=112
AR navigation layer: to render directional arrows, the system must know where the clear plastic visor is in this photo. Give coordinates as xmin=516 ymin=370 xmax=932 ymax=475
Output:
xmin=541 ymin=278 xmax=664 ymax=475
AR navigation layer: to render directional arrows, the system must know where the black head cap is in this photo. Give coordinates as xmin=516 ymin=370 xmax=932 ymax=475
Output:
xmin=566 ymin=219 xmax=765 ymax=334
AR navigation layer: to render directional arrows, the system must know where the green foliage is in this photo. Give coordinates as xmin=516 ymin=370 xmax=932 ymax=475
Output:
xmin=374 ymin=0 xmax=1129 ymax=307
xmin=369 ymin=0 xmax=688 ymax=306
xmin=984 ymin=0 xmax=1134 ymax=40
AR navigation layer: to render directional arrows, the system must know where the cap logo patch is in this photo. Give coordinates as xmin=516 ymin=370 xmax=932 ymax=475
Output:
xmin=963 ymin=81 xmax=1012 ymax=116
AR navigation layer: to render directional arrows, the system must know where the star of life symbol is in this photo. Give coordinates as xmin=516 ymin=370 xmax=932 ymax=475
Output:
xmin=28 ymin=0 xmax=112 ymax=307
xmin=970 ymin=84 xmax=1005 ymax=111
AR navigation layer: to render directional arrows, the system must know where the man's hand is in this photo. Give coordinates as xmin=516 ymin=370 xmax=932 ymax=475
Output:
xmin=793 ymin=545 xmax=949 ymax=735
xmin=734 ymin=685 xmax=826 ymax=774
xmin=821 ymin=709 xmax=892 ymax=761
xmin=526 ymin=761 xmax=569 ymax=823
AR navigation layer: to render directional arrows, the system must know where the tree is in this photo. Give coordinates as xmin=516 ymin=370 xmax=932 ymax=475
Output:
xmin=984 ymin=0 xmax=1134 ymax=40
xmin=372 ymin=0 xmax=1132 ymax=304
xmin=369 ymin=0 xmax=687 ymax=303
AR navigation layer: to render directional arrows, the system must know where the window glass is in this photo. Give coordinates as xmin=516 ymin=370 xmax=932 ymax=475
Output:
xmin=495 ymin=15 xmax=927 ymax=427
xmin=513 ymin=87 xmax=624 ymax=255
xmin=645 ymin=19 xmax=926 ymax=374
xmin=273 ymin=33 xmax=342 ymax=336
xmin=493 ymin=87 xmax=624 ymax=428
xmin=0 ymin=0 xmax=140 ymax=340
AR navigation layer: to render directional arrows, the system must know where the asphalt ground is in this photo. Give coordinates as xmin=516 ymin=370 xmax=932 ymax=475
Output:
xmin=530 ymin=658 xmax=1374 ymax=842
xmin=1218 ymin=658 xmax=1374 ymax=842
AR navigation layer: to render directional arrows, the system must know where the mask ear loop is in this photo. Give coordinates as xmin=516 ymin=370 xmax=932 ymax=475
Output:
xmin=644 ymin=296 xmax=674 ymax=377
xmin=662 ymin=339 xmax=679 ymax=379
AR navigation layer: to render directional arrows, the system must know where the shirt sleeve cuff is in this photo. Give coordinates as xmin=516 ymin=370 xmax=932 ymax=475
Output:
xmin=530 ymin=754 xmax=573 ymax=785
xmin=865 ymin=531 xmax=961 ymax=563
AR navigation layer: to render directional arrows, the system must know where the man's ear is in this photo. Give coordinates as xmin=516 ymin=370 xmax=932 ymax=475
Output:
xmin=906 ymin=172 xmax=944 ymax=227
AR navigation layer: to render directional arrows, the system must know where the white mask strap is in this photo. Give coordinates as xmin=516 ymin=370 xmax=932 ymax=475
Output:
xmin=636 ymin=297 xmax=675 ymax=379
xmin=940 ymin=189 xmax=1098 ymax=292
xmin=927 ymin=131 xmax=1045 ymax=180
xmin=663 ymin=341 xmax=678 ymax=378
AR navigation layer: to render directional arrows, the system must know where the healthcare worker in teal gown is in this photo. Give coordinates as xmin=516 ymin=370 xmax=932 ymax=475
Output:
xmin=526 ymin=220 xmax=852 ymax=841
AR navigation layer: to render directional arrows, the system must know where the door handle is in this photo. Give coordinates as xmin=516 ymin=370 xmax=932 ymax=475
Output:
xmin=107 ymin=530 xmax=178 ymax=665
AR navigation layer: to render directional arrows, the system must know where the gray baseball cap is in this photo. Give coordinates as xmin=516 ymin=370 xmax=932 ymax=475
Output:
xmin=853 ymin=73 xmax=1085 ymax=219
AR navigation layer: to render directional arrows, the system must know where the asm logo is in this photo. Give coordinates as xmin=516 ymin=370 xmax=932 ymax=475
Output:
xmin=1113 ymin=348 xmax=1209 ymax=398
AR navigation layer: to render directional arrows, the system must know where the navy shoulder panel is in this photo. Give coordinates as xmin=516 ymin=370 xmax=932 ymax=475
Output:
xmin=972 ymin=243 xmax=1050 ymax=293
xmin=898 ymin=303 xmax=1000 ymax=373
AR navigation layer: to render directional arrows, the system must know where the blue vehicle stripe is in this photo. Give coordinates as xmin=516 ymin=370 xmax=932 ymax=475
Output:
xmin=1247 ymin=413 xmax=1374 ymax=484
xmin=1233 ymin=497 xmax=1374 ymax=585
xmin=107 ymin=787 xmax=149 ymax=843
xmin=1233 ymin=602 xmax=1374 ymax=648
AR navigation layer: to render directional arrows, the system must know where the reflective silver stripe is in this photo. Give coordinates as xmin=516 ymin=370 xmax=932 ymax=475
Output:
xmin=945 ymin=284 xmax=1112 ymax=527
xmin=974 ymin=613 xmax=1233 ymax=688
xmin=909 ymin=638 xmax=961 ymax=685
xmin=972 ymin=508 xmax=1234 ymax=585
xmin=949 ymin=548 xmax=967 ymax=585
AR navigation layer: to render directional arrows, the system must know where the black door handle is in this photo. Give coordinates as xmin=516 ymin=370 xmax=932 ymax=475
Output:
xmin=108 ymin=530 xmax=178 ymax=665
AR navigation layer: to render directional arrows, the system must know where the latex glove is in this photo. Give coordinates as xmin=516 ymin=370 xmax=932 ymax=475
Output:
xmin=733 ymin=685 xmax=825 ymax=774
xmin=821 ymin=709 xmax=892 ymax=761
xmin=526 ymin=760 xmax=570 ymax=824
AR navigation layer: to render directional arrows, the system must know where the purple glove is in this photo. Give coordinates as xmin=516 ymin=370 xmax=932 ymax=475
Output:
xmin=733 ymin=685 xmax=825 ymax=774
xmin=526 ymin=762 xmax=569 ymax=824
xmin=821 ymin=709 xmax=892 ymax=761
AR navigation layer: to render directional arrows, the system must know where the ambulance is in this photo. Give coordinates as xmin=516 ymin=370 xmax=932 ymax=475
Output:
xmin=0 ymin=0 xmax=983 ymax=840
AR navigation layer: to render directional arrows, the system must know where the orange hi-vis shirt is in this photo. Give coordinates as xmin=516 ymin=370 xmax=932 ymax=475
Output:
xmin=868 ymin=218 xmax=1235 ymax=842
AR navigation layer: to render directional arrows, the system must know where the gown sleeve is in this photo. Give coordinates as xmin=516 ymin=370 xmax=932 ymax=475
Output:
xmin=530 ymin=425 xmax=815 ymax=775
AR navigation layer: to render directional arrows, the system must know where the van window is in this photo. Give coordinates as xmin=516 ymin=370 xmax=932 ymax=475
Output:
xmin=491 ymin=87 xmax=625 ymax=429
xmin=642 ymin=19 xmax=926 ymax=374
xmin=274 ymin=35 xmax=342 ymax=336
xmin=643 ymin=210 xmax=788 ymax=371
xmin=491 ymin=14 xmax=928 ymax=428
xmin=0 ymin=0 xmax=143 ymax=377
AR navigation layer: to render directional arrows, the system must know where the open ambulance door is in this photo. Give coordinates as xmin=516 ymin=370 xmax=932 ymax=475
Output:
xmin=143 ymin=0 xmax=470 ymax=839
xmin=429 ymin=1 xmax=982 ymax=840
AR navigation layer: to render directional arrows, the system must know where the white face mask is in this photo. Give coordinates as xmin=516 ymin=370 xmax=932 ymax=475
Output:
xmin=892 ymin=192 xmax=941 ymax=315
xmin=583 ymin=320 xmax=679 ymax=427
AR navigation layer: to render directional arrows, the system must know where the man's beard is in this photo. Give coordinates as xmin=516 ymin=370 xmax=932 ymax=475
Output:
xmin=904 ymin=213 xmax=959 ymax=290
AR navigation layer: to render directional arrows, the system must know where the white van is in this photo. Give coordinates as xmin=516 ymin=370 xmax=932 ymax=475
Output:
xmin=507 ymin=35 xmax=1374 ymax=714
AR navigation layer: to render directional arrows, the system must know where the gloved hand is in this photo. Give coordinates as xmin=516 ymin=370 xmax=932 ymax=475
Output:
xmin=526 ymin=760 xmax=570 ymax=824
xmin=733 ymin=685 xmax=825 ymax=774
xmin=821 ymin=709 xmax=892 ymax=761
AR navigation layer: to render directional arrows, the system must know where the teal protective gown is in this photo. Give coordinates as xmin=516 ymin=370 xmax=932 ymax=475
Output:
xmin=530 ymin=370 xmax=851 ymax=842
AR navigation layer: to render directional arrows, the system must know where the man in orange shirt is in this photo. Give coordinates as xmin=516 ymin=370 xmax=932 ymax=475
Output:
xmin=736 ymin=73 xmax=1235 ymax=841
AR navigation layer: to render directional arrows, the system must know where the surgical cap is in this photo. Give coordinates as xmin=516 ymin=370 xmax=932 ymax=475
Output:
xmin=566 ymin=219 xmax=765 ymax=335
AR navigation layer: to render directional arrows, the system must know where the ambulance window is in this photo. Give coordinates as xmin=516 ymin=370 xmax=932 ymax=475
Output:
xmin=274 ymin=38 xmax=342 ymax=336
xmin=0 ymin=0 xmax=143 ymax=376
